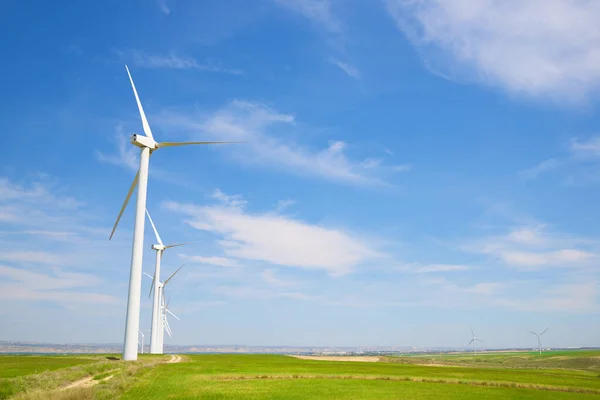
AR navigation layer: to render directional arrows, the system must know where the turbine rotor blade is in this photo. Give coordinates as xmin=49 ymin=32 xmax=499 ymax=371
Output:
xmin=166 ymin=308 xmax=180 ymax=320
xmin=467 ymin=339 xmax=474 ymax=346
xmin=540 ymin=327 xmax=549 ymax=336
xmin=145 ymin=209 xmax=164 ymax=246
xmin=155 ymin=141 xmax=244 ymax=149
xmin=143 ymin=272 xmax=153 ymax=279
xmin=163 ymin=264 xmax=184 ymax=287
xmin=109 ymin=170 xmax=139 ymax=240
xmin=529 ymin=331 xmax=538 ymax=336
xmin=165 ymin=242 xmax=191 ymax=249
xmin=125 ymin=65 xmax=154 ymax=140
xmin=470 ymin=325 xmax=474 ymax=337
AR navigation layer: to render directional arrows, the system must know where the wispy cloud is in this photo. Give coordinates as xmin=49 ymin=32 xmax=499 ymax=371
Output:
xmin=96 ymin=127 xmax=138 ymax=172
xmin=414 ymin=264 xmax=470 ymax=273
xmin=157 ymin=100 xmax=409 ymax=186
xmin=0 ymin=265 xmax=117 ymax=305
xmin=164 ymin=189 xmax=382 ymax=276
xmin=570 ymin=136 xmax=600 ymax=159
xmin=329 ymin=58 xmax=360 ymax=79
xmin=126 ymin=51 xmax=244 ymax=75
xmin=466 ymin=224 xmax=599 ymax=270
xmin=386 ymin=0 xmax=600 ymax=102
xmin=272 ymin=0 xmax=340 ymax=32
xmin=157 ymin=0 xmax=170 ymax=14
xmin=519 ymin=159 xmax=560 ymax=180
xmin=183 ymin=255 xmax=241 ymax=268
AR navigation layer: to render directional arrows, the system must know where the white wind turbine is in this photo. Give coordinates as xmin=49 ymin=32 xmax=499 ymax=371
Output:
xmin=109 ymin=65 xmax=241 ymax=361
xmin=145 ymin=209 xmax=188 ymax=354
xmin=144 ymin=265 xmax=184 ymax=354
xmin=529 ymin=328 xmax=549 ymax=355
xmin=138 ymin=330 xmax=144 ymax=354
xmin=467 ymin=326 xmax=483 ymax=356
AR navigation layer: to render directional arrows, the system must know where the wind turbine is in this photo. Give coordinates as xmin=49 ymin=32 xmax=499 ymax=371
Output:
xmin=145 ymin=209 xmax=188 ymax=354
xmin=138 ymin=330 xmax=144 ymax=354
xmin=144 ymin=265 xmax=184 ymax=354
xmin=467 ymin=326 xmax=483 ymax=356
xmin=529 ymin=328 xmax=549 ymax=355
xmin=109 ymin=65 xmax=241 ymax=361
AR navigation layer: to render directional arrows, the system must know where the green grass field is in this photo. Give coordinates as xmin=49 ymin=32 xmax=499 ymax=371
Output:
xmin=0 ymin=356 xmax=96 ymax=378
xmin=1 ymin=351 xmax=599 ymax=399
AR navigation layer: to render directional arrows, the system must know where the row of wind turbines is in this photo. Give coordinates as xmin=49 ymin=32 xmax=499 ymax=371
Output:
xmin=467 ymin=326 xmax=550 ymax=355
xmin=109 ymin=66 xmax=241 ymax=360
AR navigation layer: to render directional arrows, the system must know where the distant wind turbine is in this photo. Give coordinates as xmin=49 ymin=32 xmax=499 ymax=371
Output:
xmin=467 ymin=326 xmax=483 ymax=356
xmin=138 ymin=330 xmax=144 ymax=354
xmin=529 ymin=328 xmax=549 ymax=355
xmin=144 ymin=265 xmax=184 ymax=354
xmin=109 ymin=65 xmax=241 ymax=361
xmin=145 ymin=209 xmax=188 ymax=354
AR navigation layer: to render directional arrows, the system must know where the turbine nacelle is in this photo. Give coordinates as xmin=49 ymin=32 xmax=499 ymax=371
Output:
xmin=152 ymin=243 xmax=167 ymax=251
xmin=131 ymin=133 xmax=157 ymax=149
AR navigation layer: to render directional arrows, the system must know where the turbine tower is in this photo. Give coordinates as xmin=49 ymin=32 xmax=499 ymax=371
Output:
xmin=138 ymin=330 xmax=144 ymax=354
xmin=144 ymin=265 xmax=184 ymax=354
xmin=145 ymin=209 xmax=188 ymax=354
xmin=109 ymin=65 xmax=240 ymax=361
xmin=467 ymin=326 xmax=483 ymax=356
xmin=529 ymin=328 xmax=549 ymax=355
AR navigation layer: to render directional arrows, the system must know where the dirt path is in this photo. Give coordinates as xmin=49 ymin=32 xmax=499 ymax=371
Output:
xmin=167 ymin=354 xmax=182 ymax=363
xmin=292 ymin=355 xmax=381 ymax=362
xmin=61 ymin=374 xmax=114 ymax=390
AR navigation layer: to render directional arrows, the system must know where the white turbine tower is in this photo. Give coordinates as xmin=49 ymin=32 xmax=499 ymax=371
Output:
xmin=145 ymin=209 xmax=188 ymax=354
xmin=529 ymin=328 xmax=549 ymax=355
xmin=467 ymin=326 xmax=483 ymax=356
xmin=109 ymin=65 xmax=240 ymax=361
xmin=144 ymin=265 xmax=184 ymax=354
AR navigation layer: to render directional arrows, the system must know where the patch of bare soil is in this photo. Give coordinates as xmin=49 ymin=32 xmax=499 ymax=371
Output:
xmin=291 ymin=355 xmax=381 ymax=362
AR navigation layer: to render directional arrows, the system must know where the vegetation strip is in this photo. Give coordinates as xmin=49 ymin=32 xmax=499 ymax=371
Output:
xmin=205 ymin=374 xmax=600 ymax=395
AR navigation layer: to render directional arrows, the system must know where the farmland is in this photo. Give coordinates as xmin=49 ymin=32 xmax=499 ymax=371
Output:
xmin=1 ymin=351 xmax=599 ymax=399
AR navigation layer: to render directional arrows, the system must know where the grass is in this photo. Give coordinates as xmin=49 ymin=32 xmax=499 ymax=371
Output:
xmin=0 ymin=356 xmax=96 ymax=379
xmin=2 ymin=351 xmax=599 ymax=399
xmin=121 ymin=353 xmax=600 ymax=399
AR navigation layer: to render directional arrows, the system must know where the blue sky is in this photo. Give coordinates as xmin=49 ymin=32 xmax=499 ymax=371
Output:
xmin=1 ymin=0 xmax=599 ymax=349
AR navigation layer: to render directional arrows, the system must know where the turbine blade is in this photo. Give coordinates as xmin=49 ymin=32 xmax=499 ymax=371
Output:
xmin=467 ymin=339 xmax=474 ymax=346
xmin=529 ymin=331 xmax=538 ymax=336
xmin=148 ymin=274 xmax=155 ymax=298
xmin=125 ymin=65 xmax=154 ymax=140
xmin=165 ymin=242 xmax=191 ymax=249
xmin=109 ymin=170 xmax=139 ymax=240
xmin=145 ymin=209 xmax=164 ymax=246
xmin=470 ymin=325 xmax=474 ymax=337
xmin=163 ymin=264 xmax=184 ymax=287
xmin=166 ymin=308 xmax=180 ymax=320
xmin=540 ymin=327 xmax=549 ymax=336
xmin=143 ymin=272 xmax=153 ymax=279
xmin=156 ymin=141 xmax=244 ymax=148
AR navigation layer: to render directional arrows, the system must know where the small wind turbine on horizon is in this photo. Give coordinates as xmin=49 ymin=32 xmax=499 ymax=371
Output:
xmin=529 ymin=328 xmax=549 ymax=355
xmin=109 ymin=65 xmax=241 ymax=361
xmin=145 ymin=209 xmax=188 ymax=354
xmin=144 ymin=265 xmax=184 ymax=354
xmin=467 ymin=326 xmax=483 ymax=356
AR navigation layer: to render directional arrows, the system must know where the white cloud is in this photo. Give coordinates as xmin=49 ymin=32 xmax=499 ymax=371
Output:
xmin=157 ymin=0 xmax=170 ymax=14
xmin=570 ymin=136 xmax=600 ymax=158
xmin=519 ymin=159 xmax=560 ymax=180
xmin=329 ymin=58 xmax=360 ymax=79
xmin=164 ymin=190 xmax=381 ymax=275
xmin=0 ymin=251 xmax=66 ymax=265
xmin=272 ymin=0 xmax=340 ymax=32
xmin=386 ymin=0 xmax=600 ymax=101
xmin=0 ymin=265 xmax=117 ymax=305
xmin=156 ymin=100 xmax=408 ymax=186
xmin=261 ymin=269 xmax=297 ymax=286
xmin=128 ymin=51 xmax=244 ymax=75
xmin=184 ymin=255 xmax=241 ymax=268
xmin=414 ymin=264 xmax=469 ymax=273
xmin=96 ymin=128 xmax=138 ymax=172
xmin=469 ymin=224 xmax=599 ymax=270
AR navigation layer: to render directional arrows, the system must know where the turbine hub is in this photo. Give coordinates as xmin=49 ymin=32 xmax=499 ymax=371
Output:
xmin=131 ymin=133 xmax=157 ymax=149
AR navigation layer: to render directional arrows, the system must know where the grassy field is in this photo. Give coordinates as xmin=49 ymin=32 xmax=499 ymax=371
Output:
xmin=1 ymin=351 xmax=599 ymax=399
xmin=0 ymin=356 xmax=96 ymax=378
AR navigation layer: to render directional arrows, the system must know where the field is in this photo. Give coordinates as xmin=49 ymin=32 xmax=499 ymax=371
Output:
xmin=1 ymin=351 xmax=599 ymax=399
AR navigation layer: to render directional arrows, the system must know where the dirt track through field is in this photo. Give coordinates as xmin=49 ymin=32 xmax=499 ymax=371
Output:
xmin=291 ymin=356 xmax=381 ymax=362
xmin=61 ymin=373 xmax=115 ymax=390
xmin=168 ymin=354 xmax=182 ymax=363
